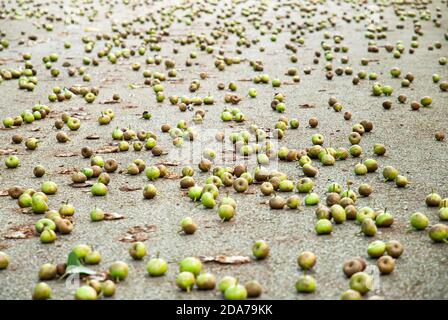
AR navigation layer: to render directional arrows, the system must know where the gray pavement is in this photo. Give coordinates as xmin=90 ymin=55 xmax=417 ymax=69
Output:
xmin=0 ymin=0 xmax=447 ymax=300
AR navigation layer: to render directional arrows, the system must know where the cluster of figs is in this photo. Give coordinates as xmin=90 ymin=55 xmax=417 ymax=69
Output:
xmin=0 ymin=0 xmax=447 ymax=301
xmin=0 ymin=240 xmax=269 ymax=300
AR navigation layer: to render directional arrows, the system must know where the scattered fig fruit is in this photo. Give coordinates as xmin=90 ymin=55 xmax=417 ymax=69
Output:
xmin=102 ymin=280 xmax=116 ymax=297
xmin=32 ymin=282 xmax=52 ymax=300
xmin=377 ymin=256 xmax=395 ymax=275
xmin=349 ymin=272 xmax=373 ymax=295
xmin=269 ymin=196 xmax=286 ymax=209
xmin=179 ymin=257 xmax=202 ymax=276
xmin=147 ymin=257 xmax=168 ymax=277
xmin=0 ymin=252 xmax=10 ymax=270
xmin=340 ymin=289 xmax=362 ymax=300
xmin=435 ymin=131 xmax=445 ymax=141
xmin=343 ymin=258 xmax=364 ymax=278
xmin=224 ymin=283 xmax=248 ymax=300
xmin=426 ymin=191 xmax=442 ymax=207
xmin=109 ymin=261 xmax=129 ymax=281
xmin=386 ymin=240 xmax=404 ymax=258
xmin=383 ymin=166 xmax=398 ymax=181
xmin=358 ymin=183 xmax=373 ymax=197
xmin=196 ymin=273 xmax=216 ymax=290
xmin=33 ymin=165 xmax=46 ymax=178
xmin=315 ymin=219 xmax=333 ymax=235
xmin=75 ymin=285 xmax=97 ymax=300
xmin=361 ymin=218 xmax=377 ymax=237
xmin=176 ymin=272 xmax=195 ymax=291
xmin=252 ymin=240 xmax=270 ymax=260
xmin=84 ymin=251 xmax=101 ymax=265
xmin=287 ymin=195 xmax=301 ymax=209
xmin=91 ymin=182 xmax=108 ymax=196
xmin=395 ymin=175 xmax=408 ymax=188
xmin=129 ymin=242 xmax=147 ymax=260
xmin=181 ymin=217 xmax=197 ymax=235
xmin=295 ymin=275 xmax=316 ymax=293
xmin=367 ymin=240 xmax=386 ymax=258
xmin=428 ymin=224 xmax=448 ymax=242
xmin=374 ymin=210 xmax=392 ymax=227
xmin=373 ymin=143 xmax=386 ymax=156
xmin=410 ymin=212 xmax=429 ymax=230
xmin=297 ymin=251 xmax=316 ymax=270
xmin=245 ymin=280 xmax=262 ymax=297
xmin=304 ymin=193 xmax=320 ymax=206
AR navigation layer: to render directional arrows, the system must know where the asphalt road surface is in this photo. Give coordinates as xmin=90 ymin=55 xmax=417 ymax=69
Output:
xmin=0 ymin=0 xmax=447 ymax=300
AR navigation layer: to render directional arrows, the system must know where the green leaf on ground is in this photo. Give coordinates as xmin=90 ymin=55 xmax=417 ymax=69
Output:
xmin=60 ymin=251 xmax=96 ymax=279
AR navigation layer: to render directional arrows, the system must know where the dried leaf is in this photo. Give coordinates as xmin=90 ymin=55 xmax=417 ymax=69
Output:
xmin=0 ymin=148 xmax=18 ymax=156
xmin=69 ymin=181 xmax=94 ymax=188
xmin=167 ymin=78 xmax=184 ymax=83
xmin=83 ymin=271 xmax=109 ymax=282
xmin=282 ymin=81 xmax=298 ymax=85
xmin=0 ymin=57 xmax=14 ymax=65
xmin=119 ymin=234 xmax=148 ymax=243
xmin=100 ymin=76 xmax=122 ymax=85
xmin=164 ymin=172 xmax=181 ymax=179
xmin=29 ymin=127 xmax=41 ymax=132
xmin=86 ymin=134 xmax=100 ymax=140
xmin=96 ymin=146 xmax=118 ymax=154
xmin=198 ymin=255 xmax=251 ymax=265
xmin=119 ymin=185 xmax=141 ymax=192
xmin=13 ymin=207 xmax=33 ymax=214
xmin=100 ymin=100 xmax=120 ymax=104
xmin=5 ymin=231 xmax=32 ymax=240
xmin=58 ymin=168 xmax=77 ymax=174
xmin=104 ymin=212 xmax=125 ymax=220
xmin=0 ymin=189 xmax=9 ymax=196
xmin=123 ymin=105 xmax=138 ymax=109
xmin=226 ymin=94 xmax=242 ymax=105
xmin=4 ymin=225 xmax=35 ymax=239
xmin=156 ymin=161 xmax=179 ymax=166
xmin=127 ymin=225 xmax=157 ymax=234
xmin=299 ymin=103 xmax=315 ymax=108
xmin=68 ymin=107 xmax=85 ymax=112
xmin=55 ymin=152 xmax=78 ymax=157
xmin=119 ymin=224 xmax=156 ymax=242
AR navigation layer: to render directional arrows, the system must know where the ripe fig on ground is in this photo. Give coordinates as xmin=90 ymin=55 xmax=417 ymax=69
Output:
xmin=297 ymin=251 xmax=316 ymax=270
xmin=295 ymin=275 xmax=316 ymax=293
xmin=377 ymin=256 xmax=395 ymax=275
